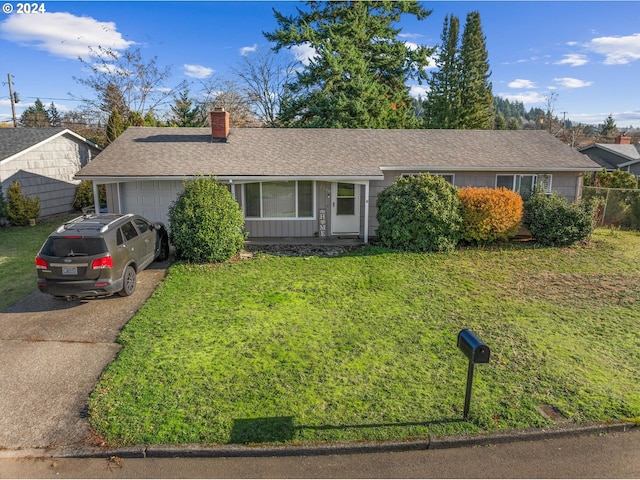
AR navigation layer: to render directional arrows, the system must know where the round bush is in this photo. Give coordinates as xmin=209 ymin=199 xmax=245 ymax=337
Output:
xmin=168 ymin=177 xmax=246 ymax=263
xmin=524 ymin=192 xmax=596 ymax=247
xmin=458 ymin=187 xmax=523 ymax=243
xmin=376 ymin=174 xmax=462 ymax=252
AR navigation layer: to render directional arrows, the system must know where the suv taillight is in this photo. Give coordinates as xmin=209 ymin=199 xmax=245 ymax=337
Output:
xmin=35 ymin=256 xmax=48 ymax=269
xmin=91 ymin=255 xmax=114 ymax=270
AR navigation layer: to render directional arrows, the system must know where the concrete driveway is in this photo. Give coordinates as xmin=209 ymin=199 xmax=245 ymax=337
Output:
xmin=0 ymin=262 xmax=168 ymax=451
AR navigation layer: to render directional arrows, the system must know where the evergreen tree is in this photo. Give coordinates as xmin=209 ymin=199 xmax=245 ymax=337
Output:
xmin=600 ymin=114 xmax=618 ymax=139
xmin=19 ymin=99 xmax=51 ymax=127
xmin=106 ymin=107 xmax=125 ymax=143
xmin=264 ymin=1 xmax=434 ymax=128
xmin=48 ymin=102 xmax=61 ymax=126
xmin=169 ymin=90 xmax=205 ymax=127
xmin=424 ymin=14 xmax=461 ymax=128
xmin=458 ymin=11 xmax=494 ymax=129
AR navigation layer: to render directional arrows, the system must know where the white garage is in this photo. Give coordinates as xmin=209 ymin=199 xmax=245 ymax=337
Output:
xmin=118 ymin=180 xmax=184 ymax=228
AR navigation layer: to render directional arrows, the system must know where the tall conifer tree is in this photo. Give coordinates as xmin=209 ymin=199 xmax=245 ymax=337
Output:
xmin=458 ymin=11 xmax=494 ymax=129
xmin=265 ymin=1 xmax=434 ymax=128
xmin=424 ymin=14 xmax=461 ymax=128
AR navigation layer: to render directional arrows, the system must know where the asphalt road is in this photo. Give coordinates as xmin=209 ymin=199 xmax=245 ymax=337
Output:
xmin=1 ymin=428 xmax=639 ymax=478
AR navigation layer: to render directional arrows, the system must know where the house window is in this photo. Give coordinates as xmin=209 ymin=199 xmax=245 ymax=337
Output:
xmin=401 ymin=173 xmax=455 ymax=184
xmin=496 ymin=174 xmax=551 ymax=199
xmin=244 ymin=181 xmax=314 ymax=219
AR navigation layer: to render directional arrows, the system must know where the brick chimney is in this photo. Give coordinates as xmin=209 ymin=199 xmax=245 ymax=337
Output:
xmin=210 ymin=107 xmax=229 ymax=142
xmin=615 ymin=134 xmax=631 ymax=145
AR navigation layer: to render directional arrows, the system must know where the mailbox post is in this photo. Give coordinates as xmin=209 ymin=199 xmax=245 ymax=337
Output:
xmin=457 ymin=329 xmax=490 ymax=419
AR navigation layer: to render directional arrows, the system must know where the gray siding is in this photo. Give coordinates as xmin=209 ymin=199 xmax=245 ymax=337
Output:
xmin=366 ymin=170 xmax=584 ymax=239
xmin=0 ymin=134 xmax=99 ymax=217
xmin=242 ymin=181 xmax=331 ymax=238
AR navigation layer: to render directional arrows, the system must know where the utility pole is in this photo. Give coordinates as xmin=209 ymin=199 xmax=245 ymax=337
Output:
xmin=7 ymin=73 xmax=17 ymax=127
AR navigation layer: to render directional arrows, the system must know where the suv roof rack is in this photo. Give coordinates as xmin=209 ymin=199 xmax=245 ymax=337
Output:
xmin=56 ymin=213 xmax=133 ymax=234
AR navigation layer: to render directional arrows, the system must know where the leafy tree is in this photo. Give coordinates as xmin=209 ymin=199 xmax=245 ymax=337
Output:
xmin=168 ymin=177 xmax=246 ymax=263
xmin=264 ymin=1 xmax=435 ymax=128
xmin=458 ymin=11 xmax=494 ymax=129
xmin=19 ymin=99 xmax=51 ymax=127
xmin=424 ymin=14 xmax=461 ymax=128
xmin=594 ymin=168 xmax=638 ymax=189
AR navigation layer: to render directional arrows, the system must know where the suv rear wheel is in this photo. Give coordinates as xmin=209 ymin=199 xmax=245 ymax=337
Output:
xmin=119 ymin=265 xmax=137 ymax=296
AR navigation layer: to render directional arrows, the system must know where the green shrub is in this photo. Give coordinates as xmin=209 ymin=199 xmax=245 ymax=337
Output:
xmin=73 ymin=180 xmax=107 ymax=211
xmin=524 ymin=191 xmax=596 ymax=246
xmin=458 ymin=187 xmax=523 ymax=243
xmin=168 ymin=176 xmax=246 ymax=263
xmin=6 ymin=180 xmax=40 ymax=226
xmin=376 ymin=174 xmax=462 ymax=252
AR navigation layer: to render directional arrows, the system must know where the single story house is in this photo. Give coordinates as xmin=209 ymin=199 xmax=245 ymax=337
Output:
xmin=76 ymin=110 xmax=600 ymax=242
xmin=579 ymin=135 xmax=640 ymax=177
xmin=0 ymin=127 xmax=102 ymax=218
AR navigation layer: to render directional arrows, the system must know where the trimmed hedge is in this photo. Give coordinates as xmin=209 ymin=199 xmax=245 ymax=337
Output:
xmin=524 ymin=191 xmax=596 ymax=246
xmin=376 ymin=174 xmax=462 ymax=252
xmin=458 ymin=187 xmax=523 ymax=243
xmin=168 ymin=177 xmax=246 ymax=263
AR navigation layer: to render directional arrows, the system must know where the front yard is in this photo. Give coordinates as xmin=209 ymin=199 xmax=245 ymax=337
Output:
xmin=88 ymin=229 xmax=640 ymax=447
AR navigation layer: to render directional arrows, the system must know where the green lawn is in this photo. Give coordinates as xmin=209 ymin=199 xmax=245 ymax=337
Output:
xmin=0 ymin=216 xmax=76 ymax=312
xmin=89 ymin=229 xmax=640 ymax=447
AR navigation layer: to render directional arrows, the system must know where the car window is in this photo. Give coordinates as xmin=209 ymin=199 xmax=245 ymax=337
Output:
xmin=120 ymin=221 xmax=139 ymax=241
xmin=41 ymin=237 xmax=107 ymax=257
xmin=117 ymin=229 xmax=124 ymax=245
xmin=133 ymin=218 xmax=151 ymax=234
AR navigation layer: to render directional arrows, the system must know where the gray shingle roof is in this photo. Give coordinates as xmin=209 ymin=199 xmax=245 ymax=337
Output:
xmin=0 ymin=127 xmax=68 ymax=162
xmin=76 ymin=127 xmax=599 ymax=179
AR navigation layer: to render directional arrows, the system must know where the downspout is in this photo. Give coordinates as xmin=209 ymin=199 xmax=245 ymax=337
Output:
xmin=92 ymin=182 xmax=100 ymax=214
xmin=364 ymin=181 xmax=370 ymax=244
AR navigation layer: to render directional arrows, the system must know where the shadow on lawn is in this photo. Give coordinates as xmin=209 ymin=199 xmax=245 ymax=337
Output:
xmin=230 ymin=416 xmax=463 ymax=444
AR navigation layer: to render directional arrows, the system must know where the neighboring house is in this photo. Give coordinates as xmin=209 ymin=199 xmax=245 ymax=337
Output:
xmin=0 ymin=128 xmax=102 ymax=218
xmin=76 ymin=110 xmax=599 ymax=242
xmin=579 ymin=135 xmax=640 ymax=177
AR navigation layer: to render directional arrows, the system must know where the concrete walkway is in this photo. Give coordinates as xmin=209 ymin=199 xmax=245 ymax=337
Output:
xmin=0 ymin=262 xmax=168 ymax=451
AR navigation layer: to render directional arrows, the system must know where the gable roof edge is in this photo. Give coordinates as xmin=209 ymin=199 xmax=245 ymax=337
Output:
xmin=0 ymin=128 xmax=102 ymax=166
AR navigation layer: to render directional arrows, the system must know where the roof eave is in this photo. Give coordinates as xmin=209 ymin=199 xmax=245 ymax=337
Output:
xmin=379 ymin=165 xmax=600 ymax=172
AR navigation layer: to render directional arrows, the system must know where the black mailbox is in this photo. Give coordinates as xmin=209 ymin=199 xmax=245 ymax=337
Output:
xmin=457 ymin=329 xmax=490 ymax=364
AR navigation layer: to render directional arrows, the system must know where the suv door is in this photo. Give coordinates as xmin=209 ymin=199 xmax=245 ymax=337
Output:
xmin=119 ymin=220 xmax=150 ymax=269
xmin=132 ymin=217 xmax=156 ymax=268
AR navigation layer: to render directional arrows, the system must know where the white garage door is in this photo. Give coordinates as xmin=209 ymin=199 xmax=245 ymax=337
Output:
xmin=120 ymin=180 xmax=183 ymax=228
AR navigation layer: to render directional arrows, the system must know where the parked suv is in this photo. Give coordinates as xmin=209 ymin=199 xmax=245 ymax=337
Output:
xmin=36 ymin=213 xmax=169 ymax=300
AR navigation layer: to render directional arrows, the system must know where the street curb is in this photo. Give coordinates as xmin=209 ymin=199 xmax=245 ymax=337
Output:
xmin=1 ymin=421 xmax=635 ymax=459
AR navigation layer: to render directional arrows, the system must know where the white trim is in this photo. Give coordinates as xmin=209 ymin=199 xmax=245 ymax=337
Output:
xmin=1 ymin=129 xmax=101 ymax=166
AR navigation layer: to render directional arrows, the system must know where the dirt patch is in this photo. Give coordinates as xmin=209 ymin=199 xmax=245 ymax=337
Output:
xmin=512 ymin=272 xmax=640 ymax=307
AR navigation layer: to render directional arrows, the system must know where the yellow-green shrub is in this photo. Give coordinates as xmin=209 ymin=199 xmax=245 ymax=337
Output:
xmin=458 ymin=187 xmax=523 ymax=243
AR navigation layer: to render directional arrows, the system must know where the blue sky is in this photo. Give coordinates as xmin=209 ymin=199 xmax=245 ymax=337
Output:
xmin=1 ymin=1 xmax=639 ymax=127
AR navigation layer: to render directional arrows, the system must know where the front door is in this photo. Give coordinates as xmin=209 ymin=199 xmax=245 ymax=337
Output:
xmin=331 ymin=183 xmax=360 ymax=235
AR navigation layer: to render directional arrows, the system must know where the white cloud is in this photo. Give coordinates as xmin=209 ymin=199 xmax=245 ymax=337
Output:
xmin=498 ymin=91 xmax=546 ymax=105
xmin=553 ymin=77 xmax=593 ymax=88
xmin=409 ymin=85 xmax=428 ymax=98
xmin=508 ymin=79 xmax=536 ymax=89
xmin=555 ymin=54 xmax=589 ymax=67
xmin=240 ymin=43 xmax=258 ymax=56
xmin=586 ymin=33 xmax=640 ymax=65
xmin=290 ymin=43 xmax=317 ymax=66
xmin=0 ymin=12 xmax=134 ymax=60
xmin=183 ymin=64 xmax=213 ymax=79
